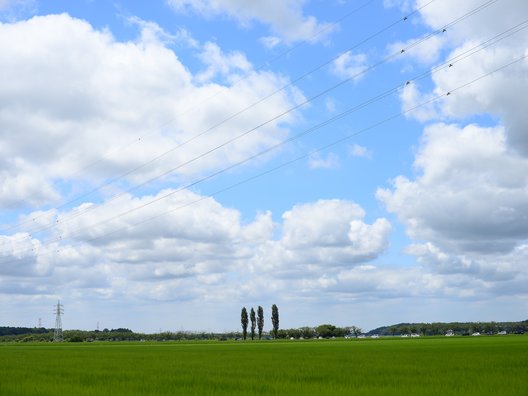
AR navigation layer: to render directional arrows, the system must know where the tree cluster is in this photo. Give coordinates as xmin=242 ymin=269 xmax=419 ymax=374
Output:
xmin=274 ymin=324 xmax=361 ymax=339
xmin=240 ymin=305 xmax=276 ymax=340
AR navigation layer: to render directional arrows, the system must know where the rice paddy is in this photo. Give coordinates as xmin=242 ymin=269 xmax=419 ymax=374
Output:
xmin=1 ymin=335 xmax=527 ymax=395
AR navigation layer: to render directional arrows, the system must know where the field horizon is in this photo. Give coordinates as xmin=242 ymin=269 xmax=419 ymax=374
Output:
xmin=1 ymin=334 xmax=527 ymax=395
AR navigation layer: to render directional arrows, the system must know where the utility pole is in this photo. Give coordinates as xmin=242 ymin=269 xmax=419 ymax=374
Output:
xmin=38 ymin=318 xmax=42 ymax=328
xmin=53 ymin=300 xmax=64 ymax=342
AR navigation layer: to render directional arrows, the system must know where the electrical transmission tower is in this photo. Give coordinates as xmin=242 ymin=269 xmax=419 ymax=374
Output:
xmin=53 ymin=300 xmax=64 ymax=342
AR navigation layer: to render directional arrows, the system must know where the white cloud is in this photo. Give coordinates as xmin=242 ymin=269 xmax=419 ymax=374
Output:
xmin=415 ymin=0 xmax=526 ymax=43
xmin=383 ymin=0 xmax=414 ymax=12
xmin=432 ymin=45 xmax=528 ymax=154
xmin=407 ymin=241 xmax=528 ymax=298
xmin=378 ymin=122 xmax=528 ymax=292
xmin=1 ymin=194 xmax=392 ymax=309
xmin=166 ymin=0 xmax=335 ymax=45
xmin=260 ymin=35 xmax=282 ymax=49
xmin=0 ymin=14 xmax=302 ymax=209
xmin=260 ymin=199 xmax=392 ymax=278
xmin=127 ymin=16 xmax=198 ymax=48
xmin=195 ymin=41 xmax=252 ymax=83
xmin=308 ymin=152 xmax=340 ymax=169
xmin=378 ymin=123 xmax=528 ymax=254
xmin=281 ymin=200 xmax=366 ymax=249
xmin=349 ymin=144 xmax=372 ymax=159
xmin=331 ymin=51 xmax=368 ymax=81
xmin=0 ymin=233 xmax=46 ymax=276
xmin=1 ymin=189 xmax=254 ymax=300
xmin=375 ymin=0 xmax=528 ymax=307
xmin=399 ymin=0 xmax=528 ymax=154
xmin=388 ymin=35 xmax=445 ymax=64
xmin=324 ymin=97 xmax=337 ymax=113
xmin=4 ymin=186 xmax=523 ymax=330
xmin=399 ymin=82 xmax=440 ymax=122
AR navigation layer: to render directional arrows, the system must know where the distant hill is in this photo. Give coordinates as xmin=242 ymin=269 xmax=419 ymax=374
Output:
xmin=366 ymin=320 xmax=528 ymax=336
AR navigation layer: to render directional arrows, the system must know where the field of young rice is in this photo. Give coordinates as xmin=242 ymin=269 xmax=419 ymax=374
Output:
xmin=1 ymin=336 xmax=527 ymax=395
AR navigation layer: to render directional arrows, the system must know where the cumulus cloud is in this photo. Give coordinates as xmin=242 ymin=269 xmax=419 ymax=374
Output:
xmin=166 ymin=0 xmax=335 ymax=45
xmin=432 ymin=45 xmax=528 ymax=154
xmin=378 ymin=123 xmax=528 ymax=253
xmin=397 ymin=0 xmax=528 ymax=154
xmin=308 ymin=152 xmax=340 ymax=169
xmin=0 ymin=195 xmax=391 ymax=305
xmin=0 ymin=14 xmax=302 ymax=209
xmin=1 ymin=189 xmax=251 ymax=299
xmin=253 ymin=199 xmax=391 ymax=279
xmin=126 ymin=16 xmax=198 ymax=48
xmin=376 ymin=0 xmax=528 ymax=301
xmin=388 ymin=35 xmax=445 ymax=64
xmin=383 ymin=0 xmax=414 ymax=13
xmin=415 ymin=0 xmax=525 ymax=42
xmin=331 ymin=51 xmax=368 ymax=81
xmin=195 ymin=41 xmax=252 ymax=83
xmin=399 ymin=82 xmax=440 ymax=121
xmin=348 ymin=144 xmax=372 ymax=159
xmin=378 ymin=123 xmax=528 ymax=290
xmin=0 ymin=233 xmax=46 ymax=277
xmin=381 ymin=0 xmax=528 ymax=253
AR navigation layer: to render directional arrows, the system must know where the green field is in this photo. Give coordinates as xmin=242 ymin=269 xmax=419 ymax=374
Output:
xmin=1 ymin=336 xmax=527 ymax=395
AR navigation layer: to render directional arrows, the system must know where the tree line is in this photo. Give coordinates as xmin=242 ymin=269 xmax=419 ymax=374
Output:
xmin=0 ymin=328 xmax=245 ymax=343
xmin=2 ymin=319 xmax=526 ymax=343
xmin=367 ymin=320 xmax=528 ymax=336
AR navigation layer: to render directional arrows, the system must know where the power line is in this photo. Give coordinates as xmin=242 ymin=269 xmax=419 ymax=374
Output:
xmin=0 ymin=0 xmax=379 ymax=234
xmin=9 ymin=0 xmax=490 ymax=242
xmin=0 ymin=0 xmax=515 ymax=261
xmin=0 ymin=2 xmax=519 ymax=260
xmin=1 ymin=0 xmax=434 ymax=236
xmin=1 ymin=28 xmax=524 ymax=263
xmin=81 ymin=53 xmax=528 ymax=247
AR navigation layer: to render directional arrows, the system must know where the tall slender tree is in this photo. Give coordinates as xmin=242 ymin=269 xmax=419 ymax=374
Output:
xmin=257 ymin=305 xmax=264 ymax=340
xmin=271 ymin=304 xmax=279 ymax=339
xmin=241 ymin=307 xmax=248 ymax=340
xmin=250 ymin=308 xmax=256 ymax=340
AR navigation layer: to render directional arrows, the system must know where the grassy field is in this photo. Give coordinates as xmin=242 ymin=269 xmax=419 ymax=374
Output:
xmin=0 ymin=336 xmax=527 ymax=395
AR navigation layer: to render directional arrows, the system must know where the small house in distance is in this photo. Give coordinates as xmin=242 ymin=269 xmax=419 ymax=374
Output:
xmin=445 ymin=329 xmax=454 ymax=337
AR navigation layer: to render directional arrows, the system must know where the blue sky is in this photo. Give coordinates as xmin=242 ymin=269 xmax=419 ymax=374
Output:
xmin=1 ymin=0 xmax=527 ymax=333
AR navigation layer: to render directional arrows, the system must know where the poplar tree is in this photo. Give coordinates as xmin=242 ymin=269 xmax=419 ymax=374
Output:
xmin=241 ymin=307 xmax=248 ymax=340
xmin=250 ymin=308 xmax=256 ymax=340
xmin=271 ymin=304 xmax=279 ymax=339
xmin=257 ymin=306 xmax=264 ymax=340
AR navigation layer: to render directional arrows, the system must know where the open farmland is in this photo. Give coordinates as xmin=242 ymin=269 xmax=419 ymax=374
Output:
xmin=1 ymin=336 xmax=527 ymax=395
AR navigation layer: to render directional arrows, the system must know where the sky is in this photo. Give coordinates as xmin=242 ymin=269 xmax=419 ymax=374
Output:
xmin=0 ymin=0 xmax=527 ymax=333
